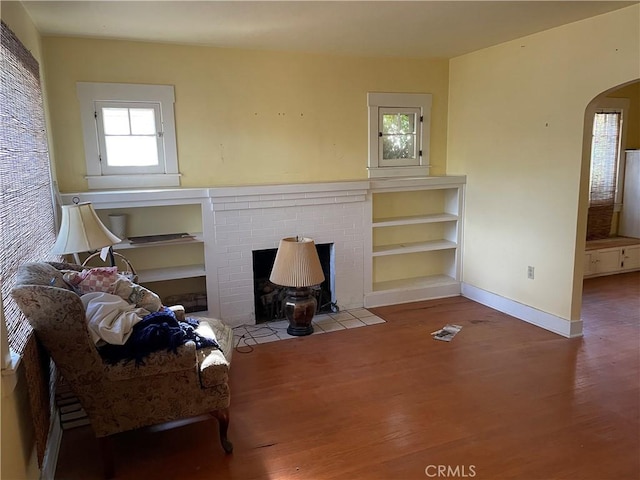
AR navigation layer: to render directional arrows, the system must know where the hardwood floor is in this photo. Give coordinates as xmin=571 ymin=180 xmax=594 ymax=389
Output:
xmin=55 ymin=272 xmax=640 ymax=479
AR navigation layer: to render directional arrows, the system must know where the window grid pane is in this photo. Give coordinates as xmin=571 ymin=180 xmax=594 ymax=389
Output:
xmin=105 ymin=136 xmax=159 ymax=166
xmin=129 ymin=108 xmax=156 ymax=135
xmin=382 ymin=113 xmax=416 ymax=134
xmin=102 ymin=107 xmax=131 ymax=135
xmin=382 ymin=135 xmax=416 ymax=160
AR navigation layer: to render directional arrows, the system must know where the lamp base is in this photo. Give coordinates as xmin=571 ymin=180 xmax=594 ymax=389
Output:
xmin=283 ymin=288 xmax=316 ymax=336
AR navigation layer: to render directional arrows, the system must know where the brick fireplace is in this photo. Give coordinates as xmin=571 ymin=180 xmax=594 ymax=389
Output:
xmin=206 ymin=181 xmax=369 ymax=327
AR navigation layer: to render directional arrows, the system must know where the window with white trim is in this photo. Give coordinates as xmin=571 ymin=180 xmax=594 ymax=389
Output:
xmin=367 ymin=92 xmax=432 ymax=178
xmin=77 ymin=82 xmax=180 ymax=189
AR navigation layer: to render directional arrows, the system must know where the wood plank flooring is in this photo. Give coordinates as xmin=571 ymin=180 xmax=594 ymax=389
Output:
xmin=54 ymin=272 xmax=640 ymax=480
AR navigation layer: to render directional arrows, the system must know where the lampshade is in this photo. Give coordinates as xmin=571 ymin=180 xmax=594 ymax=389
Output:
xmin=269 ymin=237 xmax=325 ymax=288
xmin=51 ymin=202 xmax=121 ymax=255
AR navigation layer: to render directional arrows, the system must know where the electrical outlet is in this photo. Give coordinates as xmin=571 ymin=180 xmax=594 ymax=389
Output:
xmin=527 ymin=266 xmax=535 ymax=279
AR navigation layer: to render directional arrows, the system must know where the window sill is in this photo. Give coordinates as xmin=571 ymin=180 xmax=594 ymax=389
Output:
xmin=86 ymin=173 xmax=181 ymax=190
xmin=368 ymin=165 xmax=431 ymax=178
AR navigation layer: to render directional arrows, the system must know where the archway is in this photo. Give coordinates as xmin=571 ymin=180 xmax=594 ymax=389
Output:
xmin=574 ymin=79 xmax=640 ymax=322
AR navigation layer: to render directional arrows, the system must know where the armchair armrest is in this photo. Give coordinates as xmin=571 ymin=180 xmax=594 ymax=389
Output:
xmin=167 ymin=304 xmax=185 ymax=322
xmin=104 ymin=341 xmax=197 ymax=381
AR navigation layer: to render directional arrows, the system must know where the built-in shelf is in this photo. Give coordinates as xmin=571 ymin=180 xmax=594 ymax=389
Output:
xmin=373 ymin=213 xmax=458 ymax=227
xmin=59 ymin=190 xmax=209 ymax=288
xmin=373 ymin=239 xmax=457 ymax=256
xmin=137 ymin=265 xmax=206 ymax=283
xmin=113 ymin=233 xmax=204 ymax=250
xmin=365 ymin=176 xmax=465 ymax=309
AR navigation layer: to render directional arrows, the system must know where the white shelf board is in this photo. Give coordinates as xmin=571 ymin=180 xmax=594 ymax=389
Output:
xmin=372 ymin=274 xmax=457 ymax=292
xmin=113 ymin=233 xmax=204 ymax=250
xmin=372 ymin=213 xmax=458 ymax=227
xmin=365 ymin=275 xmax=460 ymax=308
xmin=372 ymin=239 xmax=457 ymax=256
xmin=137 ymin=265 xmax=206 ymax=283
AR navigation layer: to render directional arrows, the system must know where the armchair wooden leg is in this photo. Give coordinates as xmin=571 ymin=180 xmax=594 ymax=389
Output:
xmin=212 ymin=408 xmax=233 ymax=454
xmin=98 ymin=436 xmax=115 ymax=479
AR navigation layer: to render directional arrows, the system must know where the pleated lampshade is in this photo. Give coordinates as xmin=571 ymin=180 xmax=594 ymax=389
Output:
xmin=269 ymin=237 xmax=325 ymax=288
xmin=51 ymin=202 xmax=121 ymax=255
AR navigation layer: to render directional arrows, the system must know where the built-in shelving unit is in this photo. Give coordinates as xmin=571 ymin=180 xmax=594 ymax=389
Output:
xmin=364 ymin=176 xmax=465 ymax=308
xmin=59 ymin=188 xmax=211 ymax=298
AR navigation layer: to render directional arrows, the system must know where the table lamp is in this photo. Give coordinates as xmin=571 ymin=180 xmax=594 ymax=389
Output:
xmin=51 ymin=202 xmax=121 ymax=265
xmin=269 ymin=236 xmax=325 ymax=336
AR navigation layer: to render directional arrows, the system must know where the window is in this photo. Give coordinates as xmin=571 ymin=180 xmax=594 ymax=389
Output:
xmin=379 ymin=108 xmax=421 ymax=165
xmin=368 ymin=92 xmax=432 ymax=178
xmin=77 ymin=82 xmax=180 ymax=189
xmin=585 ymin=97 xmax=630 ymax=240
xmin=96 ymin=102 xmax=164 ymax=172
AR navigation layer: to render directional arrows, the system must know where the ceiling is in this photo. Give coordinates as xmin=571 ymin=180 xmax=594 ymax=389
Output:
xmin=21 ymin=1 xmax=638 ymax=59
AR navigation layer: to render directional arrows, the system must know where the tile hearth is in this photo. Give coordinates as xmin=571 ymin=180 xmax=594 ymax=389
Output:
xmin=232 ymin=308 xmax=385 ymax=346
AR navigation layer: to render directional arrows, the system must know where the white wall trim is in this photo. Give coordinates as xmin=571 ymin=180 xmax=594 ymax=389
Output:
xmin=40 ymin=413 xmax=63 ymax=480
xmin=462 ymin=282 xmax=583 ymax=338
xmin=86 ymin=173 xmax=181 ymax=190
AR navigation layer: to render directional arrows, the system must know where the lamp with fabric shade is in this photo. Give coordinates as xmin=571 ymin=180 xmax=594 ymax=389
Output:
xmin=51 ymin=202 xmax=121 ymax=265
xmin=269 ymin=236 xmax=325 ymax=336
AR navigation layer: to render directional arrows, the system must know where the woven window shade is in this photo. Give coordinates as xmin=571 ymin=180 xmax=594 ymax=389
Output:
xmin=589 ymin=112 xmax=621 ymax=205
xmin=1 ymin=20 xmax=58 ymax=355
xmin=1 ymin=20 xmax=59 ymax=468
xmin=587 ymin=112 xmax=621 ymax=240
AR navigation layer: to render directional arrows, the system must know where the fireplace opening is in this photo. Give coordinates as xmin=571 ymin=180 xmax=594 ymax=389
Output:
xmin=253 ymin=243 xmax=334 ymax=324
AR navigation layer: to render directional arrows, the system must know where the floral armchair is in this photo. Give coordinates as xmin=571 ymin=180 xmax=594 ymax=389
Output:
xmin=11 ymin=262 xmax=233 ymax=478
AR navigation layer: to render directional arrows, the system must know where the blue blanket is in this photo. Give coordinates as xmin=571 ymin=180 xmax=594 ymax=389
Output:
xmin=99 ymin=307 xmax=220 ymax=365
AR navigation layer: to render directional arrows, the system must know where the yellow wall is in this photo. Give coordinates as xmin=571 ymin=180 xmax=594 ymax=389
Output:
xmin=1 ymin=4 xmax=44 ymax=479
xmin=447 ymin=5 xmax=640 ymax=323
xmin=608 ymin=80 xmax=640 ymax=149
xmin=42 ymin=37 xmax=449 ymax=193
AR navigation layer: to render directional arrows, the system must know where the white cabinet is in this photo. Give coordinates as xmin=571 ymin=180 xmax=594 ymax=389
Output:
xmin=364 ymin=176 xmax=465 ymax=308
xmin=584 ymin=244 xmax=640 ymax=277
xmin=621 ymin=245 xmax=640 ymax=271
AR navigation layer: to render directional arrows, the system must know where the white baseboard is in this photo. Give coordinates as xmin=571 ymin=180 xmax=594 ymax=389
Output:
xmin=461 ymin=283 xmax=583 ymax=338
xmin=40 ymin=416 xmax=62 ymax=480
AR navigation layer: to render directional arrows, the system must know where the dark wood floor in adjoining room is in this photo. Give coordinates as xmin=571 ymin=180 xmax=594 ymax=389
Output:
xmin=55 ymin=272 xmax=640 ymax=480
